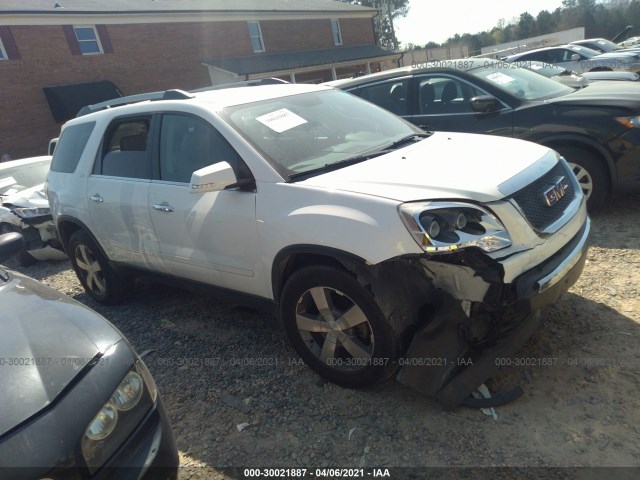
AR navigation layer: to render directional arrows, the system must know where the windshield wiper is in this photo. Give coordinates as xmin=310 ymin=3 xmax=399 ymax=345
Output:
xmin=381 ymin=132 xmax=432 ymax=152
xmin=288 ymin=151 xmax=388 ymax=181
xmin=288 ymin=132 xmax=432 ymax=182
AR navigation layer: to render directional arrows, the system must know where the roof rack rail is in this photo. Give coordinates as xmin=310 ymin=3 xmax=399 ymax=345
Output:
xmin=191 ymin=77 xmax=289 ymax=93
xmin=76 ymin=89 xmax=194 ymax=117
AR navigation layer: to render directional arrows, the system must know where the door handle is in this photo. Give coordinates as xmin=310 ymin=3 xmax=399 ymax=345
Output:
xmin=153 ymin=203 xmax=175 ymax=213
xmin=90 ymin=194 xmax=103 ymax=203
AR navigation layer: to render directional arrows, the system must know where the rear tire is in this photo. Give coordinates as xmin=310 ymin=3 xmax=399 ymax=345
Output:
xmin=280 ymin=265 xmax=401 ymax=388
xmin=553 ymin=146 xmax=609 ymax=211
xmin=68 ymin=230 xmax=129 ymax=304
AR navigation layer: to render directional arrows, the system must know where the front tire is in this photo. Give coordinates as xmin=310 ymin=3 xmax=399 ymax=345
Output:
xmin=280 ymin=265 xmax=401 ymax=388
xmin=68 ymin=230 xmax=129 ymax=305
xmin=554 ymin=146 xmax=609 ymax=211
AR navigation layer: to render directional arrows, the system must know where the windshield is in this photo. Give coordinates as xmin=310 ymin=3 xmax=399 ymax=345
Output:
xmin=0 ymin=159 xmax=50 ymax=196
xmin=568 ymin=45 xmax=600 ymax=58
xmin=470 ymin=64 xmax=574 ymax=100
xmin=523 ymin=61 xmax=568 ymax=78
xmin=223 ymin=89 xmax=421 ymax=177
xmin=586 ymin=39 xmax=621 ymax=52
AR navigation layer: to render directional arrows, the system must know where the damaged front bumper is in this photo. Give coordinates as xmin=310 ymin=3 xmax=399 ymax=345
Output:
xmin=397 ymin=217 xmax=591 ymax=410
xmin=0 ymin=211 xmax=67 ymax=261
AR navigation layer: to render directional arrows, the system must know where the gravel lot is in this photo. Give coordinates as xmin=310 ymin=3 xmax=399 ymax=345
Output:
xmin=6 ymin=191 xmax=640 ymax=478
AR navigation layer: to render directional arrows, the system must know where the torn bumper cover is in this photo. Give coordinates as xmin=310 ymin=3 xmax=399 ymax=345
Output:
xmin=397 ymin=217 xmax=590 ymax=410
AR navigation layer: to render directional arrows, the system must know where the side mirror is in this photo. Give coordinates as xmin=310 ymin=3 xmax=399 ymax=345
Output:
xmin=0 ymin=232 xmax=25 ymax=264
xmin=190 ymin=161 xmax=237 ymax=194
xmin=48 ymin=137 xmax=58 ymax=156
xmin=470 ymin=95 xmax=499 ymax=113
xmin=571 ymin=54 xmax=580 ymax=61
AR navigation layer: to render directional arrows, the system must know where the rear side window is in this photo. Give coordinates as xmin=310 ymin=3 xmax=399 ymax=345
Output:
xmin=353 ymin=79 xmax=410 ymax=116
xmin=100 ymin=118 xmax=151 ymax=179
xmin=50 ymin=122 xmax=96 ymax=173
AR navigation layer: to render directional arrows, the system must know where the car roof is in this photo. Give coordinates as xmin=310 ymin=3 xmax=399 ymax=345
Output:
xmin=64 ymin=83 xmax=336 ymax=125
xmin=325 ymin=59 xmax=501 ymax=88
xmin=507 ymin=44 xmax=601 ymax=59
xmin=0 ymin=156 xmax=51 ymax=171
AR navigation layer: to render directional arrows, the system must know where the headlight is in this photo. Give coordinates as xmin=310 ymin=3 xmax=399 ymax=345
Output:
xmin=12 ymin=207 xmax=51 ymax=219
xmin=81 ymin=361 xmax=154 ymax=473
xmin=85 ymin=403 xmax=118 ymax=441
xmin=110 ymin=371 xmax=144 ymax=411
xmin=615 ymin=116 xmax=640 ymax=128
xmin=399 ymin=202 xmax=512 ymax=253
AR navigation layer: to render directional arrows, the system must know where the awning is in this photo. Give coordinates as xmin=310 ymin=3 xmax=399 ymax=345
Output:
xmin=203 ymin=44 xmax=400 ymax=78
xmin=42 ymin=80 xmax=123 ymax=123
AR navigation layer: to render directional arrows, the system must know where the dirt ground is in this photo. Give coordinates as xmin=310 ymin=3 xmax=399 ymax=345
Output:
xmin=10 ymin=191 xmax=640 ymax=479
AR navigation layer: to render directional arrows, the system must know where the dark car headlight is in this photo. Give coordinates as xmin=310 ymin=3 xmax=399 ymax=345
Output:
xmin=81 ymin=359 xmax=157 ymax=473
xmin=399 ymin=202 xmax=512 ymax=253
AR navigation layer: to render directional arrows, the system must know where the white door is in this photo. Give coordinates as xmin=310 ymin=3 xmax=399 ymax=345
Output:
xmin=148 ymin=113 xmax=260 ymax=294
xmin=86 ymin=117 xmax=163 ymax=270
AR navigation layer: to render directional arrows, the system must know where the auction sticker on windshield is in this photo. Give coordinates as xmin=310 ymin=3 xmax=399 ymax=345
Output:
xmin=256 ymin=108 xmax=307 ymax=133
xmin=486 ymin=72 xmax=516 ymax=85
xmin=0 ymin=176 xmax=17 ymax=190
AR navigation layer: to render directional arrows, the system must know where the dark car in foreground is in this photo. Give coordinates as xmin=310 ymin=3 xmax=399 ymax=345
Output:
xmin=0 ymin=233 xmax=178 ymax=479
xmin=328 ymin=59 xmax=640 ymax=209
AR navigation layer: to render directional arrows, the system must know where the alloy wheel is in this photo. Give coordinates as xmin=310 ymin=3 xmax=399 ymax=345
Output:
xmin=295 ymin=286 xmax=374 ymax=371
xmin=569 ymin=162 xmax=593 ymax=201
xmin=74 ymin=244 xmax=107 ymax=296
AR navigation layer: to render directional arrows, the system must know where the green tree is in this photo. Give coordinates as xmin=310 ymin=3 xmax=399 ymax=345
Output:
xmin=536 ymin=10 xmax=556 ymax=35
xmin=339 ymin=0 xmax=410 ymax=49
xmin=517 ymin=12 xmax=538 ymax=39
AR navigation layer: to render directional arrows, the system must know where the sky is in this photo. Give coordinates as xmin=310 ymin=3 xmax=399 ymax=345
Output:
xmin=395 ymin=0 xmax=566 ymax=46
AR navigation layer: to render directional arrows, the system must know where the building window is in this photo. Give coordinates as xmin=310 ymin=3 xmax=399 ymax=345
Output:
xmin=247 ymin=21 xmax=265 ymax=53
xmin=0 ymin=38 xmax=7 ymax=60
xmin=74 ymin=26 xmax=103 ymax=55
xmin=331 ymin=19 xmax=343 ymax=46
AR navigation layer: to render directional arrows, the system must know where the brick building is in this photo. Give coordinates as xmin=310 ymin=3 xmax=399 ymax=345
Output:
xmin=0 ymin=0 xmax=399 ymax=158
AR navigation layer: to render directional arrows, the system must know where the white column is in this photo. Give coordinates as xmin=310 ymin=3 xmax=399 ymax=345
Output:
xmin=366 ymin=62 xmax=371 ymax=74
xmin=290 ymin=72 xmax=296 ymax=83
xmin=331 ymin=66 xmax=337 ymax=80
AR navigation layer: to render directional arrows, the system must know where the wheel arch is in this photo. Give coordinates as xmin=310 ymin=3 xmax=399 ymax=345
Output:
xmin=539 ymin=135 xmax=616 ymax=185
xmin=56 ymin=216 xmax=109 ymax=260
xmin=271 ymin=245 xmax=368 ymax=303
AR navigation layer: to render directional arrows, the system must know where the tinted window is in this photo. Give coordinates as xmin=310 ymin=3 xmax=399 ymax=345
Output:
xmin=159 ymin=114 xmax=242 ymax=183
xmin=51 ymin=121 xmax=96 ymax=173
xmin=101 ymin=118 xmax=151 ymax=179
xmin=354 ymin=79 xmax=410 ymax=116
xmin=417 ymin=76 xmax=483 ymax=114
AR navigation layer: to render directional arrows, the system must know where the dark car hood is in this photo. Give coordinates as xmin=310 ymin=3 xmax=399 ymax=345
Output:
xmin=546 ymin=80 xmax=640 ymax=109
xmin=0 ymin=270 xmax=123 ymax=438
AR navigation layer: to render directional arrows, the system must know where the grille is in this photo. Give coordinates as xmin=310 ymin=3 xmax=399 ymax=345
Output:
xmin=510 ymin=161 xmax=576 ymax=232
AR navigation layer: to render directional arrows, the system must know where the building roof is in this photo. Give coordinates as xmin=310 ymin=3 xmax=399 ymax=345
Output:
xmin=204 ymin=44 xmax=399 ymax=76
xmin=0 ymin=0 xmax=375 ymax=14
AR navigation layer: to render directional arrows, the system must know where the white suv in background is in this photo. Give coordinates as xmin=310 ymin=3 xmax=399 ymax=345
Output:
xmin=46 ymin=84 xmax=590 ymax=409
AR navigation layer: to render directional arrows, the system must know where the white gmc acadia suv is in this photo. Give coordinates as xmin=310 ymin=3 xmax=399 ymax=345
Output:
xmin=46 ymin=84 xmax=590 ymax=409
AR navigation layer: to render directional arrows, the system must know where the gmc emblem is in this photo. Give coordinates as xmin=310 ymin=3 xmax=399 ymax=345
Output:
xmin=542 ymin=176 xmax=570 ymax=207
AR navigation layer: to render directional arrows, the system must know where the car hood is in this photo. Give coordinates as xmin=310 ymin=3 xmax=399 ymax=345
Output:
xmin=299 ymin=132 xmax=556 ymax=203
xmin=0 ymin=270 xmax=123 ymax=438
xmin=594 ymin=50 xmax=640 ymax=59
xmin=0 ymin=184 xmax=47 ymax=208
xmin=546 ymin=80 xmax=640 ymax=109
